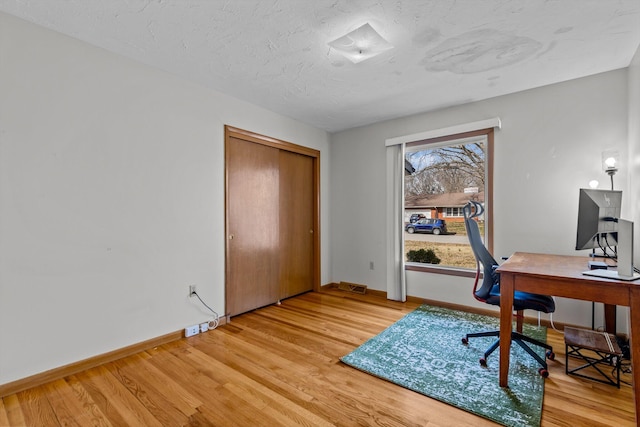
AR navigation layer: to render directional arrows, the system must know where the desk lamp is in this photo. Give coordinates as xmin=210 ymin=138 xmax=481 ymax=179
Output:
xmin=602 ymin=150 xmax=619 ymax=190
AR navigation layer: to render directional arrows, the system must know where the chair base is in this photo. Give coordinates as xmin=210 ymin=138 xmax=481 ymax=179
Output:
xmin=462 ymin=329 xmax=554 ymax=375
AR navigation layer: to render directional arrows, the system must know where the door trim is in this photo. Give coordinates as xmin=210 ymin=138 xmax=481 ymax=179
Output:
xmin=224 ymin=126 xmax=321 ymax=317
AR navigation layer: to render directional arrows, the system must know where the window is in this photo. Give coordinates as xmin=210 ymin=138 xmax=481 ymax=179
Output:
xmin=404 ymin=128 xmax=494 ymax=272
xmin=445 ymin=207 xmax=463 ymax=217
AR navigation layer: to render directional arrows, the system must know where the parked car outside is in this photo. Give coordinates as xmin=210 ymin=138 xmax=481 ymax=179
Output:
xmin=409 ymin=213 xmax=426 ymax=223
xmin=405 ymin=218 xmax=447 ymax=235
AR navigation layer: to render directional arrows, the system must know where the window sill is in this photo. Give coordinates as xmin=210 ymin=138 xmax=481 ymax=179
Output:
xmin=405 ymin=262 xmax=476 ymax=278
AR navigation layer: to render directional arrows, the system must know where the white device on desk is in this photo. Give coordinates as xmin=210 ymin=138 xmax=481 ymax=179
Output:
xmin=582 ymin=219 xmax=640 ymax=281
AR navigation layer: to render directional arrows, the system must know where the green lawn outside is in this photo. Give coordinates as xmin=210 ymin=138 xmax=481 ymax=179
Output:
xmin=405 ymin=220 xmax=484 ymax=269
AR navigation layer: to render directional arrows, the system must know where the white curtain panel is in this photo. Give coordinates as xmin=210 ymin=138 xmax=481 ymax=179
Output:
xmin=386 ymin=143 xmax=406 ymax=301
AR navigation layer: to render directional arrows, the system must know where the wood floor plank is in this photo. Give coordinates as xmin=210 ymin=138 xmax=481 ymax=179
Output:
xmin=64 ymin=376 xmax=114 ymax=427
xmin=0 ymin=290 xmax=636 ymax=426
xmin=196 ymin=331 xmax=319 ymax=404
xmin=222 ymin=378 xmax=333 ymax=427
xmin=146 ymin=343 xmax=224 ymax=402
xmin=106 ymin=356 xmax=194 ymax=425
xmin=2 ymin=394 xmax=26 ymax=426
xmin=218 ymin=314 xmax=338 ymax=366
xmin=0 ymin=397 xmax=9 ymax=426
xmin=75 ymin=365 xmax=164 ymax=427
xmin=41 ymin=379 xmax=106 ymax=427
xmin=16 ymin=387 xmax=59 ymax=427
xmin=113 ymin=352 xmax=203 ymax=415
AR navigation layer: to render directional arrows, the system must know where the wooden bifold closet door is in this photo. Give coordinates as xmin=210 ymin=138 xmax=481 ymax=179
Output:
xmin=225 ymin=127 xmax=319 ymax=317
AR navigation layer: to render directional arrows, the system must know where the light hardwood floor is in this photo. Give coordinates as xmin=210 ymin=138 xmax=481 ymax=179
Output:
xmin=0 ymin=290 xmax=635 ymax=426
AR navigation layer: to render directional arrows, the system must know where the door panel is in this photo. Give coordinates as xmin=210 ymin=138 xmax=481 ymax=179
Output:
xmin=226 ymin=136 xmax=280 ymax=316
xmin=279 ymin=150 xmax=314 ymax=299
xmin=225 ymin=126 xmax=319 ymax=318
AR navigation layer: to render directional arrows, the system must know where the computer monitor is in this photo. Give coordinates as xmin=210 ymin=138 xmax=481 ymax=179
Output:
xmin=575 ymin=188 xmax=622 ymax=251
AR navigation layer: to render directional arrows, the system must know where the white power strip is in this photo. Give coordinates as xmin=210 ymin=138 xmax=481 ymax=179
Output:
xmin=185 ymin=322 xmax=211 ymax=337
xmin=184 ymin=325 xmax=199 ymax=337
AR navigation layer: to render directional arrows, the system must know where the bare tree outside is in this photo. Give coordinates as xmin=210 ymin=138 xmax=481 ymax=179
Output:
xmin=406 ymin=142 xmax=485 ymax=196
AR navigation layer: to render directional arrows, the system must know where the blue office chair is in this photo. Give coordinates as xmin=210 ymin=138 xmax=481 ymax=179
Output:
xmin=461 ymin=200 xmax=555 ymax=377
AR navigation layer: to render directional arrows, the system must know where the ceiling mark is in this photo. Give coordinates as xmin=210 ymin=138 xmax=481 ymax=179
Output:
xmin=420 ymin=29 xmax=543 ymax=74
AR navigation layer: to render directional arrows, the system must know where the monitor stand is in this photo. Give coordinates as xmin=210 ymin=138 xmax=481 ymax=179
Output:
xmin=582 ymin=268 xmax=640 ymax=281
xmin=582 ymin=219 xmax=640 ymax=281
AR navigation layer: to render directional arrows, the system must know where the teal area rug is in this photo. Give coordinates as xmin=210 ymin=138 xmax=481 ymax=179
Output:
xmin=340 ymin=305 xmax=547 ymax=427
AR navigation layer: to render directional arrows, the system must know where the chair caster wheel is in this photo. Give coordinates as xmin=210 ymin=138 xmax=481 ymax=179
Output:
xmin=479 ymin=358 xmax=487 ymax=367
xmin=461 ymin=337 xmax=468 ymax=345
xmin=546 ymin=350 xmax=555 ymax=360
xmin=538 ymin=368 xmax=549 ymax=378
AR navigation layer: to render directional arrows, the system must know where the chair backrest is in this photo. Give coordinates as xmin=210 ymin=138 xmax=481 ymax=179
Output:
xmin=462 ymin=201 xmax=499 ymax=302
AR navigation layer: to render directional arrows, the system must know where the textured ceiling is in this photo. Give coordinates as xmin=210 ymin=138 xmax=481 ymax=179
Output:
xmin=2 ymin=0 xmax=640 ymax=132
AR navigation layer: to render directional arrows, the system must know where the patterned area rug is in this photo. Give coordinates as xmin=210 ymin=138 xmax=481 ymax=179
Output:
xmin=340 ymin=305 xmax=547 ymax=427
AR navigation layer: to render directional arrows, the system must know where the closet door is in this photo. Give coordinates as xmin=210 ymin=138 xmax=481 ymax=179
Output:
xmin=226 ymin=136 xmax=280 ymax=317
xmin=225 ymin=126 xmax=319 ymax=318
xmin=279 ymin=150 xmax=314 ymax=299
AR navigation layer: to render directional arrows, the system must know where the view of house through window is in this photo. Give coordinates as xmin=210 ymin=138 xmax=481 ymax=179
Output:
xmin=404 ymin=135 xmax=487 ymax=269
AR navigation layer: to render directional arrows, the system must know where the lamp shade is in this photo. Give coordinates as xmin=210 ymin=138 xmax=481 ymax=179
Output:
xmin=602 ymin=150 xmax=619 ymax=173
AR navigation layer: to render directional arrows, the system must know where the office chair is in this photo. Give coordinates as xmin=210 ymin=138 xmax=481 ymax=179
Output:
xmin=461 ymin=200 xmax=555 ymax=377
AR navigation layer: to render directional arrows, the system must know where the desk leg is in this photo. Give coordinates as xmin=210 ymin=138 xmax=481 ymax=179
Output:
xmin=604 ymin=304 xmax=617 ymax=333
xmin=630 ymin=286 xmax=640 ymax=426
xmin=500 ymin=273 xmax=514 ymax=388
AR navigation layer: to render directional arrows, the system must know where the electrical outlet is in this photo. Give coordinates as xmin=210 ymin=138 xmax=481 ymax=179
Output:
xmin=200 ymin=322 xmax=209 ymax=333
xmin=185 ymin=325 xmax=199 ymax=337
xmin=189 ymin=285 xmax=196 ymax=297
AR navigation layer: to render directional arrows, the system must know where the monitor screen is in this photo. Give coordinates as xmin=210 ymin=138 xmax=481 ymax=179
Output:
xmin=575 ymin=188 xmax=622 ymax=251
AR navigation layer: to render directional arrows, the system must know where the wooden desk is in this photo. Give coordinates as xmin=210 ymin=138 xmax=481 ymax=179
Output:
xmin=496 ymin=252 xmax=640 ymax=425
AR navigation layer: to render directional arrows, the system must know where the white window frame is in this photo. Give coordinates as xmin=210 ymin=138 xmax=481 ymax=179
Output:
xmin=386 ymin=119 xmax=500 ymax=294
xmin=445 ymin=207 xmax=464 ymax=217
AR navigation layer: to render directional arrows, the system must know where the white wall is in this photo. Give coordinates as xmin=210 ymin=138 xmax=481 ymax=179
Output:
xmin=0 ymin=13 xmax=331 ymax=385
xmin=331 ymin=69 xmax=631 ymax=330
xmin=629 ymin=44 xmax=640 ymax=278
